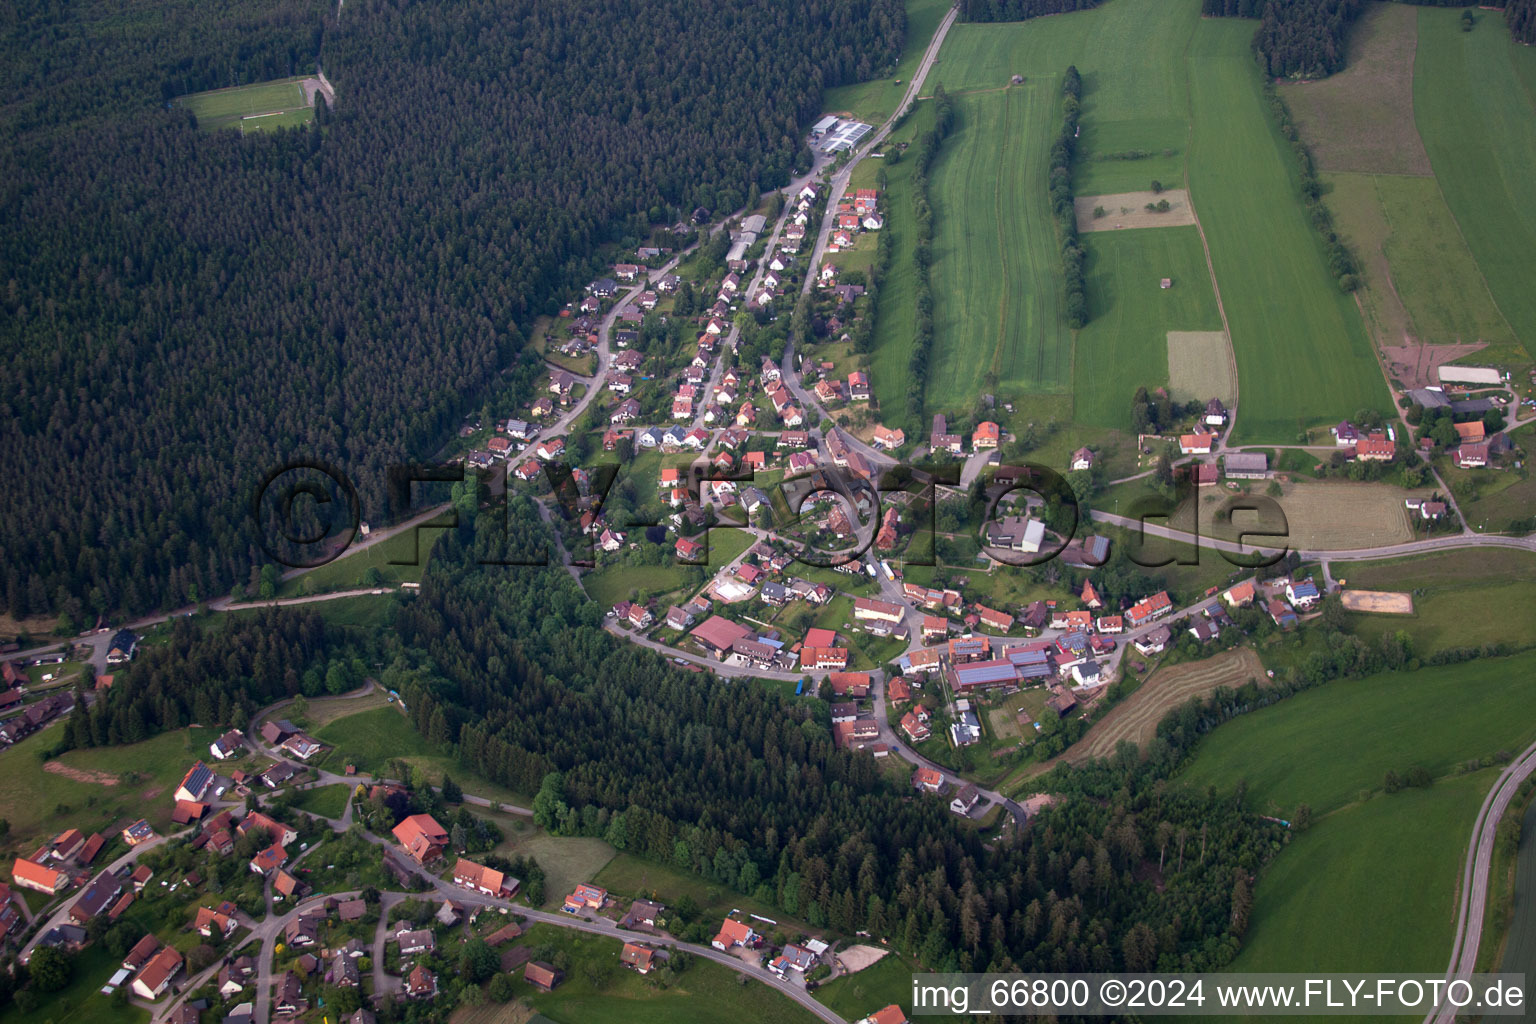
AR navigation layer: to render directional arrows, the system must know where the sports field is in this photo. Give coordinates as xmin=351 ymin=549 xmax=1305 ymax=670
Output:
xmin=1414 ymin=9 xmax=1536 ymax=363
xmin=927 ymin=84 xmax=1073 ymax=406
xmin=1073 ymin=229 xmax=1224 ymax=427
xmin=177 ymin=77 xmax=314 ymax=132
xmin=1186 ymin=19 xmax=1391 ymax=442
xmin=1063 ymin=647 xmax=1265 ymax=764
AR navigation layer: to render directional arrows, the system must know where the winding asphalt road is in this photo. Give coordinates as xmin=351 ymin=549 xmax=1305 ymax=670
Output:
xmin=1426 ymin=738 xmax=1536 ymax=1024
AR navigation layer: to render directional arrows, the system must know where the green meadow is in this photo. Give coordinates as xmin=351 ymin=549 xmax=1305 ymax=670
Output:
xmin=927 ymin=84 xmax=1073 ymax=406
xmin=1176 ymin=651 xmax=1536 ymax=979
xmin=1072 ymin=226 xmax=1223 ymax=428
xmin=1185 ymin=17 xmax=1390 ymax=441
xmin=904 ymin=0 xmax=1389 ymax=436
xmin=1178 ymin=652 xmax=1536 ymax=816
xmin=1413 ymin=9 xmax=1536 ymax=363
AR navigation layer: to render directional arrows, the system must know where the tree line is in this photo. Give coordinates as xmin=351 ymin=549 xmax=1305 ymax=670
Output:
xmin=1052 ymin=66 xmax=1089 ymax=329
xmin=0 ymin=0 xmax=903 ymax=623
xmin=1202 ymin=0 xmax=1531 ymax=80
xmin=960 ymin=0 xmax=1100 ymax=23
xmin=904 ymin=85 xmax=955 ymax=422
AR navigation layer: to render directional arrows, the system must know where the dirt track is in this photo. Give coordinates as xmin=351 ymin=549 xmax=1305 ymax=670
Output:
xmin=1063 ymin=647 xmax=1266 ymax=764
xmin=44 ymin=761 xmax=117 ymax=785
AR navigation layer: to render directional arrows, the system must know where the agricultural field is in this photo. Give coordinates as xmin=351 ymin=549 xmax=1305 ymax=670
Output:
xmin=1177 ymin=651 xmax=1536 ymax=976
xmin=1073 ymin=229 xmax=1224 ymax=428
xmin=1278 ymin=2 xmax=1431 ymax=175
xmin=1232 ymin=770 xmax=1489 ymax=977
xmin=175 ymin=77 xmax=315 ymax=132
xmin=1165 ymin=329 xmax=1235 ymax=406
xmin=932 ymin=0 xmax=1198 ymax=196
xmin=1413 ymin=8 xmax=1536 ymax=364
xmin=1061 ymin=647 xmax=1265 ymax=764
xmin=865 ymin=105 xmax=934 ymax=426
xmin=1177 ymin=650 xmax=1536 ymax=816
xmin=1332 ymin=546 xmax=1536 ymax=592
xmin=1324 ymin=173 xmax=1517 ymax=360
xmin=822 ymin=0 xmax=953 ymax=124
xmin=927 ymin=84 xmax=1073 ymax=407
xmin=1186 ymin=18 xmax=1391 ymax=442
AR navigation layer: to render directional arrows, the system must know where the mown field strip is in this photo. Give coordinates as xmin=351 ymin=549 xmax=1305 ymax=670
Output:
xmin=1186 ymin=18 xmax=1391 ymax=441
xmin=1413 ymin=9 xmax=1536 ymax=362
xmin=1065 ymin=646 xmax=1265 ymax=763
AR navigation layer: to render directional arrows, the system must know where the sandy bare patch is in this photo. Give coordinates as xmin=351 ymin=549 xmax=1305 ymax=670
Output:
xmin=1381 ymin=342 xmax=1487 ymax=391
xmin=1167 ymin=331 xmax=1236 ymax=404
xmin=1076 ymin=190 xmax=1196 ymax=232
xmin=1340 ymin=589 xmax=1414 ymax=614
xmin=45 ymin=762 xmax=118 ymax=786
xmin=837 ymin=944 xmax=891 ymax=974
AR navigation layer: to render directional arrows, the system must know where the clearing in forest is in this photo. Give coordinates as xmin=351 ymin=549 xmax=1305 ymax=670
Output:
xmin=177 ymin=76 xmax=326 ymax=132
xmin=1075 ymin=190 xmax=1196 ymax=232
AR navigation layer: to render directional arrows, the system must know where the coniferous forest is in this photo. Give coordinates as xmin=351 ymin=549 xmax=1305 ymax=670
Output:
xmin=0 ymin=0 xmax=902 ymax=620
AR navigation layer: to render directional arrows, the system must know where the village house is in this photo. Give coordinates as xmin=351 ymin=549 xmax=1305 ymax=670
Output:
xmin=711 ymin=918 xmax=761 ymax=952
xmin=1179 ymin=431 xmax=1215 ymax=455
xmin=524 ymin=962 xmax=563 ymax=993
xmin=1070 ymin=447 xmax=1094 ymax=471
xmin=131 ymin=947 xmax=184 ymax=1001
xmin=392 ymin=814 xmax=449 ymax=865
xmin=405 ymin=965 xmax=438 ymax=999
xmin=562 ymin=883 xmax=608 ymax=914
xmin=1125 ymin=591 xmax=1173 ymax=627
xmin=453 ymin=859 xmax=519 ymax=898
xmin=900 ymin=709 xmax=931 ymax=743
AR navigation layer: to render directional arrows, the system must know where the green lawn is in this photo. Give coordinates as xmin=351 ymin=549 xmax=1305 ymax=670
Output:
xmin=1072 ymin=226 xmax=1223 ymax=428
xmin=0 ymin=726 xmax=228 ymax=852
xmin=289 ymin=783 xmax=351 ymax=819
xmin=313 ymin=705 xmax=531 ymax=806
xmin=584 ymin=564 xmax=696 ymax=608
xmin=1177 ymin=651 xmax=1536 ymax=817
xmin=822 ymin=0 xmax=953 ymax=124
xmin=504 ymin=923 xmax=820 ymax=1024
xmin=8 ymin=941 xmax=151 ymax=1024
xmin=1413 ymin=9 xmax=1536 ymax=363
xmin=1334 ymin=546 xmax=1536 ymax=591
xmin=176 ymin=77 xmax=313 ymax=131
xmin=814 ymin=951 xmax=918 ymax=1022
xmin=1185 ymin=18 xmax=1391 ymax=441
xmin=927 ymin=83 xmax=1072 ymax=408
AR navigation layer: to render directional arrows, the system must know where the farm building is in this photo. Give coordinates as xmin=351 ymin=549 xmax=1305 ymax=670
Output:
xmin=1223 ymin=452 xmax=1268 ymax=479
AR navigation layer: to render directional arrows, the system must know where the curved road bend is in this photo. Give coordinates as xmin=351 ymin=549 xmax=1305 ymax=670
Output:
xmin=1427 ymin=739 xmax=1536 ymax=1024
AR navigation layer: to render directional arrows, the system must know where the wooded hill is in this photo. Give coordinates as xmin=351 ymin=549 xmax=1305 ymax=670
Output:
xmin=0 ymin=0 xmax=902 ymax=620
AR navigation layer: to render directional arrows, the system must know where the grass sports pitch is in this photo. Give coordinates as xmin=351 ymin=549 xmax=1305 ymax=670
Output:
xmin=177 ymin=77 xmax=314 ymax=132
